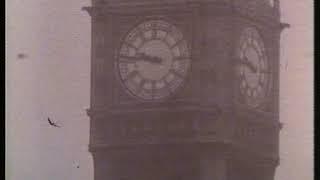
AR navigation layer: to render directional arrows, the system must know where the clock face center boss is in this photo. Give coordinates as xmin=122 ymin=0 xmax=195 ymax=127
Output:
xmin=117 ymin=20 xmax=191 ymax=100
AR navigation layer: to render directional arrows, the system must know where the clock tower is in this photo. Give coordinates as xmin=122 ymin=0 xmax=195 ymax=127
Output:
xmin=83 ymin=1 xmax=289 ymax=180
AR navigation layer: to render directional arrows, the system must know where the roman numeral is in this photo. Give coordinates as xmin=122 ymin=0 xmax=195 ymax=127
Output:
xmin=123 ymin=71 xmax=139 ymax=82
xmin=124 ymin=42 xmax=138 ymax=51
xmin=170 ymin=39 xmax=184 ymax=49
xmin=169 ymin=69 xmax=184 ymax=79
xmin=258 ymin=80 xmax=266 ymax=87
xmin=139 ymin=31 xmax=147 ymax=43
xmin=118 ymin=55 xmax=138 ymax=63
xmin=151 ymin=29 xmax=157 ymax=39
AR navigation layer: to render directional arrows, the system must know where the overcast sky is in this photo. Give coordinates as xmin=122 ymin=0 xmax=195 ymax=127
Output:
xmin=6 ymin=0 xmax=313 ymax=180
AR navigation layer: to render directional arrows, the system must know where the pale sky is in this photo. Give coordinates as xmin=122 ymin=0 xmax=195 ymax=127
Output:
xmin=6 ymin=1 xmax=313 ymax=180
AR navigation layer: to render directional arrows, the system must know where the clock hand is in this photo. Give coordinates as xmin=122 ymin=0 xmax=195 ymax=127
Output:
xmin=259 ymin=69 xmax=272 ymax=74
xmin=137 ymin=52 xmax=163 ymax=64
xmin=237 ymin=56 xmax=257 ymax=73
xmin=148 ymin=56 xmax=163 ymax=64
xmin=243 ymin=56 xmax=258 ymax=73
xmin=120 ymin=53 xmax=163 ymax=64
xmin=120 ymin=55 xmax=143 ymax=62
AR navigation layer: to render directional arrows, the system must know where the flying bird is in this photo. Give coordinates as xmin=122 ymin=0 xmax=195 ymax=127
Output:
xmin=47 ymin=118 xmax=61 ymax=128
xmin=17 ymin=53 xmax=28 ymax=59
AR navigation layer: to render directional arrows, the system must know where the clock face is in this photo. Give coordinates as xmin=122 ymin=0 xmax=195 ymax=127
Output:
xmin=236 ymin=27 xmax=272 ymax=108
xmin=117 ymin=20 xmax=191 ymax=101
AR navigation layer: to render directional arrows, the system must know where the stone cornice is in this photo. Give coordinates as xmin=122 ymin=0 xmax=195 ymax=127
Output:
xmin=229 ymin=142 xmax=280 ymax=167
xmin=87 ymin=103 xmax=225 ymax=118
xmin=82 ymin=2 xmax=198 ymax=17
xmin=88 ymin=139 xmax=233 ymax=152
xmin=279 ymin=22 xmax=290 ymax=32
xmin=88 ymin=140 xmax=279 ymax=167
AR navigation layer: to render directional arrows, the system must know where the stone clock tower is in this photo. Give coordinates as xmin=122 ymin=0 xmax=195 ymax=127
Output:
xmin=83 ymin=1 xmax=289 ymax=180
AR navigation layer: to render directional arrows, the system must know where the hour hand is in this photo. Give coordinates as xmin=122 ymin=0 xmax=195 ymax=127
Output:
xmin=119 ymin=55 xmax=142 ymax=63
xmin=137 ymin=52 xmax=163 ymax=64
xmin=259 ymin=69 xmax=272 ymax=74
xmin=119 ymin=53 xmax=163 ymax=64
xmin=236 ymin=56 xmax=257 ymax=73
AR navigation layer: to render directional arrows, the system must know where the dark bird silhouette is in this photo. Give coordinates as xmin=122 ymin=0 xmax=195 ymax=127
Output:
xmin=47 ymin=118 xmax=61 ymax=128
xmin=17 ymin=53 xmax=28 ymax=59
xmin=73 ymin=161 xmax=80 ymax=168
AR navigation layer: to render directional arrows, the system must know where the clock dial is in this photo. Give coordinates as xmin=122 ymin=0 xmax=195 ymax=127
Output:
xmin=236 ymin=27 xmax=272 ymax=108
xmin=117 ymin=20 xmax=191 ymax=100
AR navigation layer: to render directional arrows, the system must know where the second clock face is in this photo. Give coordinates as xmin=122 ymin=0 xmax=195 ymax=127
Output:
xmin=117 ymin=20 xmax=191 ymax=101
xmin=236 ymin=27 xmax=272 ymax=108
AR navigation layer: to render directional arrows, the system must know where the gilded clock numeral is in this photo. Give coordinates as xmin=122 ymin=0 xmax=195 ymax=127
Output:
xmin=151 ymin=29 xmax=157 ymax=39
xmin=258 ymin=79 xmax=265 ymax=87
xmin=172 ymin=46 xmax=181 ymax=57
xmin=132 ymin=37 xmax=144 ymax=49
xmin=141 ymin=81 xmax=153 ymax=90
xmin=124 ymin=42 xmax=138 ymax=52
xmin=143 ymin=81 xmax=153 ymax=90
xmin=169 ymin=69 xmax=184 ymax=79
xmin=260 ymin=73 xmax=266 ymax=82
xmin=143 ymin=22 xmax=152 ymax=29
xmin=126 ymin=77 xmax=141 ymax=93
xmin=119 ymin=45 xmax=129 ymax=56
xmin=153 ymin=84 xmax=171 ymax=99
xmin=168 ymin=26 xmax=183 ymax=40
xmin=252 ymin=43 xmax=264 ymax=59
xmin=139 ymin=31 xmax=147 ymax=42
xmin=257 ymin=85 xmax=263 ymax=94
xmin=138 ymin=89 xmax=153 ymax=100
xmin=120 ymin=44 xmax=137 ymax=57
xmin=165 ymin=35 xmax=176 ymax=47
xmin=156 ymin=30 xmax=167 ymax=40
xmin=259 ymin=58 xmax=265 ymax=69
xmin=123 ymin=71 xmax=139 ymax=82
xmin=165 ymin=73 xmax=175 ymax=83
xmin=173 ymin=59 xmax=189 ymax=75
xmin=132 ymin=74 xmax=143 ymax=84
xmin=168 ymin=77 xmax=183 ymax=92
xmin=143 ymin=30 xmax=153 ymax=40
xmin=248 ymin=88 xmax=254 ymax=97
xmin=151 ymin=81 xmax=157 ymax=98
xmin=155 ymin=80 xmax=166 ymax=89
xmin=253 ymin=89 xmax=258 ymax=98
xmin=170 ymin=39 xmax=183 ymax=49
xmin=240 ymin=79 xmax=247 ymax=88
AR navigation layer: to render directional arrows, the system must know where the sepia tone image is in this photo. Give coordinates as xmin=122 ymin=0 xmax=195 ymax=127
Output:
xmin=6 ymin=0 xmax=313 ymax=180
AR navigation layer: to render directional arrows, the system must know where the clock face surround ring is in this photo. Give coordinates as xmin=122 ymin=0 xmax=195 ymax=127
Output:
xmin=235 ymin=27 xmax=272 ymax=108
xmin=117 ymin=20 xmax=191 ymax=101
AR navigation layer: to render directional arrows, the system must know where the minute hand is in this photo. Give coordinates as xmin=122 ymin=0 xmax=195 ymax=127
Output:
xmin=120 ymin=54 xmax=162 ymax=64
xmin=259 ymin=69 xmax=272 ymax=74
xmin=138 ymin=53 xmax=163 ymax=64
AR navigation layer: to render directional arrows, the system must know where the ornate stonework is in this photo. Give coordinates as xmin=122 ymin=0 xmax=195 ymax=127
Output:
xmin=83 ymin=1 xmax=288 ymax=180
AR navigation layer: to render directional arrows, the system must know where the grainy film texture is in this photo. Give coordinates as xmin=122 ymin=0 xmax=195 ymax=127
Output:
xmin=6 ymin=1 xmax=313 ymax=180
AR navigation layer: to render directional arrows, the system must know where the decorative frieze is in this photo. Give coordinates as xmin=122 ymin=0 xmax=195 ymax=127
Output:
xmin=89 ymin=111 xmax=227 ymax=146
